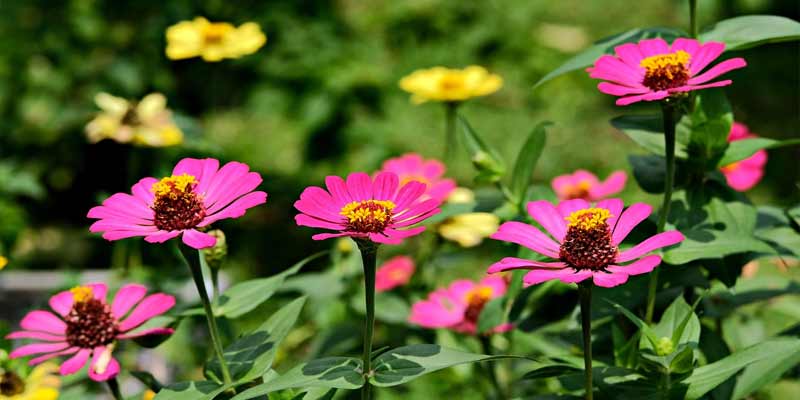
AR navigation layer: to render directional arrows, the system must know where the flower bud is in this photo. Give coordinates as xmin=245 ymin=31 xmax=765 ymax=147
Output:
xmin=202 ymin=229 xmax=227 ymax=269
xmin=656 ymin=336 xmax=674 ymax=356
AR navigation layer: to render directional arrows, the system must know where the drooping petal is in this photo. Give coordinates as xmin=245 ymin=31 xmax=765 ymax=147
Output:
xmin=181 ymin=229 xmax=217 ymax=249
xmin=87 ymin=348 xmax=120 ymax=381
xmin=487 ymin=257 xmax=566 ymax=273
xmin=616 ymin=231 xmax=685 ymax=263
xmin=60 ymin=348 xmax=91 ymax=375
xmin=592 ymin=271 xmax=630 ymax=288
xmin=669 ymin=80 xmax=733 ymax=94
xmin=526 ymin=200 xmax=566 ymax=241
xmin=598 ymin=82 xmax=649 ymax=96
xmin=118 ymin=293 xmax=176 ymax=332
xmin=111 ymin=284 xmax=148 ymax=319
xmin=144 ymin=230 xmax=181 ymax=244
xmin=616 ymin=90 xmax=670 ymax=106
xmin=6 ymin=331 xmax=65 ymax=342
xmin=523 ymin=268 xmax=591 ymax=286
xmin=611 ymin=203 xmax=653 ymax=245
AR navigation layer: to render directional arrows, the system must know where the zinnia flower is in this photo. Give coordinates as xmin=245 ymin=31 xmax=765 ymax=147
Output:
xmin=488 ymin=199 xmax=684 ymax=287
xmin=294 ymin=171 xmax=441 ymax=244
xmin=409 ymin=276 xmax=511 ymax=335
xmin=0 ymin=255 xmax=7 ymax=270
xmin=0 ymin=363 xmax=60 ymax=400
xmin=375 ymin=256 xmax=415 ymax=292
xmin=720 ymin=122 xmax=767 ymax=192
xmin=399 ymin=66 xmax=502 ymax=104
xmin=551 ymin=170 xmax=627 ymax=201
xmin=166 ymin=17 xmax=266 ymax=62
xmin=587 ymin=38 xmax=746 ymax=106
xmin=88 ymin=158 xmax=267 ymax=249
xmin=86 ymin=93 xmax=183 ymax=147
xmin=438 ymin=212 xmax=500 ymax=247
xmin=7 ymin=283 xmax=175 ymax=381
xmin=379 ymin=153 xmax=456 ymax=202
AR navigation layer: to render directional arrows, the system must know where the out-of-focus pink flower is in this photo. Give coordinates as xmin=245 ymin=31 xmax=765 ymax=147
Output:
xmin=409 ymin=276 xmax=511 ymax=335
xmin=587 ymin=38 xmax=746 ymax=106
xmin=720 ymin=122 xmax=768 ymax=192
xmin=87 ymin=158 xmax=267 ymax=249
xmin=7 ymin=283 xmax=175 ymax=382
xmin=488 ymin=199 xmax=684 ymax=288
xmin=375 ymin=256 xmax=415 ymax=292
xmin=379 ymin=153 xmax=456 ymax=203
xmin=551 ymin=170 xmax=627 ymax=201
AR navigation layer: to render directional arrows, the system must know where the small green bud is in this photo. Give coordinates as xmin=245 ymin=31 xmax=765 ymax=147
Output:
xmin=656 ymin=336 xmax=674 ymax=356
xmin=202 ymin=229 xmax=227 ymax=269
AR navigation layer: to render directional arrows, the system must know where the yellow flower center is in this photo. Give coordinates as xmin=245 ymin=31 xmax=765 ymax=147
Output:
xmin=203 ymin=23 xmax=233 ymax=44
xmin=400 ymin=174 xmax=430 ymax=187
xmin=70 ymin=286 xmax=94 ymax=303
xmin=565 ymin=208 xmax=612 ymax=231
xmin=340 ymin=200 xmax=396 ymax=233
xmin=439 ymin=75 xmax=465 ymax=91
xmin=389 ymin=269 xmax=410 ymax=281
xmin=150 ymin=174 xmax=206 ymax=231
xmin=464 ymin=286 xmax=493 ymax=323
xmin=640 ymin=50 xmax=691 ymax=91
xmin=720 ymin=161 xmax=740 ymax=172
xmin=151 ymin=173 xmax=197 ymax=199
xmin=560 ymin=207 xmax=617 ymax=270
xmin=563 ymin=180 xmax=592 ymax=200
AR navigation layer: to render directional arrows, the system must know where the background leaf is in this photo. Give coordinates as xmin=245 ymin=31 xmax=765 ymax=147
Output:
xmin=699 ymin=15 xmax=800 ymax=51
xmin=370 ymin=344 xmax=499 ymax=387
xmin=230 ymin=358 xmax=363 ymax=400
xmin=509 ymin=121 xmax=550 ymax=205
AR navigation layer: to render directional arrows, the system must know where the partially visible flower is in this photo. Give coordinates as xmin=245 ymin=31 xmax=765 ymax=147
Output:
xmin=88 ymin=158 xmax=267 ymax=250
xmin=375 ymin=256 xmax=415 ymax=292
xmin=399 ymin=66 xmax=502 ymax=104
xmin=720 ymin=122 xmax=767 ymax=192
xmin=0 ymin=363 xmax=60 ymax=400
xmin=446 ymin=187 xmax=475 ymax=204
xmin=294 ymin=171 xmax=441 ymax=245
xmin=0 ymin=255 xmax=7 ymax=270
xmin=143 ymin=389 xmax=156 ymax=400
xmin=488 ymin=199 xmax=684 ymax=288
xmin=409 ymin=276 xmax=510 ymax=335
xmin=166 ymin=17 xmax=266 ymax=62
xmin=86 ymin=93 xmax=183 ymax=147
xmin=438 ymin=213 xmax=500 ymax=248
xmin=588 ymin=38 xmax=746 ymax=106
xmin=551 ymin=170 xmax=626 ymax=201
xmin=379 ymin=153 xmax=456 ymax=202
xmin=7 ymin=283 xmax=175 ymax=382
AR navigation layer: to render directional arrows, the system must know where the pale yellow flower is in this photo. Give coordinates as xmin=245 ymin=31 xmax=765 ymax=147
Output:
xmin=143 ymin=390 xmax=156 ymax=400
xmin=438 ymin=212 xmax=500 ymax=248
xmin=0 ymin=256 xmax=7 ymax=270
xmin=0 ymin=363 xmax=60 ymax=400
xmin=399 ymin=66 xmax=502 ymax=104
xmin=85 ymin=92 xmax=183 ymax=147
xmin=446 ymin=187 xmax=476 ymax=204
xmin=166 ymin=17 xmax=266 ymax=62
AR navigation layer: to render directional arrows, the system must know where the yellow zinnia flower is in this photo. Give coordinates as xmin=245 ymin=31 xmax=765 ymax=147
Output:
xmin=85 ymin=92 xmax=183 ymax=147
xmin=0 ymin=256 xmax=7 ymax=270
xmin=0 ymin=363 xmax=60 ymax=400
xmin=399 ymin=65 xmax=502 ymax=104
xmin=438 ymin=212 xmax=500 ymax=248
xmin=166 ymin=17 xmax=266 ymax=62
xmin=143 ymin=389 xmax=156 ymax=400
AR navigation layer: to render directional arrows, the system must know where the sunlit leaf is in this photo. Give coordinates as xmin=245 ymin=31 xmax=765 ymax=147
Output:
xmin=230 ymin=358 xmax=363 ymax=400
xmin=699 ymin=15 xmax=800 ymax=51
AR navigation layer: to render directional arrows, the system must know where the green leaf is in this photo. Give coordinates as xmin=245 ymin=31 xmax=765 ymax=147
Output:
xmin=509 ymin=121 xmax=550 ymax=204
xmin=732 ymin=347 xmax=800 ymax=399
xmin=351 ymin=291 xmax=410 ymax=324
xmin=153 ymin=381 xmax=233 ymax=400
xmin=628 ymin=154 xmax=667 ymax=194
xmin=678 ymin=89 xmax=732 ymax=170
xmin=130 ymin=370 xmax=163 ymax=392
xmin=699 ymin=15 xmax=800 ymax=51
xmin=458 ymin=115 xmax=505 ymax=182
xmin=477 ymin=296 xmax=505 ymax=334
xmin=522 ymin=364 xmax=582 ymax=380
xmin=230 ymin=358 xmax=363 ymax=400
xmin=609 ymin=301 xmax=659 ymax=349
xmin=130 ymin=315 xmax=179 ymax=348
xmin=370 ymin=344 xmax=500 ymax=387
xmin=653 ymin=296 xmax=700 ymax=348
xmin=718 ymin=137 xmax=800 ymax=167
xmin=612 ymin=325 xmax=640 ymax=369
xmin=611 ymin=114 xmax=688 ymax=158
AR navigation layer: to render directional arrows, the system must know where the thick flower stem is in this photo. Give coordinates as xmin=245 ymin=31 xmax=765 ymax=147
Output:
xmin=107 ymin=377 xmax=124 ymax=400
xmin=689 ymin=0 xmax=698 ymax=38
xmin=479 ymin=336 xmax=504 ymax=399
xmin=176 ymin=244 xmax=233 ymax=387
xmin=357 ymin=240 xmax=379 ymax=400
xmin=579 ymin=282 xmax=593 ymax=400
xmin=444 ymin=102 xmax=459 ymax=163
xmin=646 ymin=103 xmax=677 ymax=323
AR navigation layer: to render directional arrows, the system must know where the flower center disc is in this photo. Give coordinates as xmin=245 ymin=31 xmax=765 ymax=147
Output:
xmin=559 ymin=208 xmax=618 ymax=271
xmin=0 ymin=372 xmax=25 ymax=396
xmin=464 ymin=286 xmax=493 ymax=324
xmin=640 ymin=50 xmax=691 ymax=91
xmin=65 ymin=287 xmax=119 ymax=349
xmin=340 ymin=200 xmax=396 ymax=233
xmin=203 ymin=23 xmax=232 ymax=44
xmin=151 ymin=174 xmax=206 ymax=231
xmin=564 ymin=181 xmax=591 ymax=200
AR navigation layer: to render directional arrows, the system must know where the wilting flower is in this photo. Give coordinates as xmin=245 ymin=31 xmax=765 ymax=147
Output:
xmin=409 ymin=276 xmax=510 ymax=335
xmin=86 ymin=93 xmax=183 ymax=147
xmin=399 ymin=66 xmax=502 ymax=104
xmin=379 ymin=153 xmax=456 ymax=202
xmin=7 ymin=283 xmax=175 ymax=381
xmin=294 ymin=171 xmax=441 ymax=244
xmin=375 ymin=256 xmax=415 ymax=292
xmin=438 ymin=213 xmax=500 ymax=247
xmin=720 ymin=122 xmax=767 ymax=192
xmin=588 ymin=38 xmax=746 ymax=106
xmin=166 ymin=17 xmax=266 ymax=62
xmin=488 ymin=199 xmax=684 ymax=287
xmin=552 ymin=170 xmax=627 ymax=201
xmin=0 ymin=363 xmax=60 ymax=400
xmin=88 ymin=158 xmax=267 ymax=249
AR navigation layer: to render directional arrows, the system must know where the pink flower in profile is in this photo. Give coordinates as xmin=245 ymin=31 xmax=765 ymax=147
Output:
xmin=375 ymin=256 xmax=415 ymax=292
xmin=720 ymin=122 xmax=768 ymax=192
xmin=488 ymin=199 xmax=684 ymax=288
xmin=588 ymin=38 xmax=746 ymax=106
xmin=294 ymin=171 xmax=441 ymax=244
xmin=7 ymin=283 xmax=175 ymax=381
xmin=379 ymin=153 xmax=456 ymax=203
xmin=409 ymin=276 xmax=510 ymax=335
xmin=88 ymin=158 xmax=267 ymax=249
xmin=552 ymin=170 xmax=627 ymax=201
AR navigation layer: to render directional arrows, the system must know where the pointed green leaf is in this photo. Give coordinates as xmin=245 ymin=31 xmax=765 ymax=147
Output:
xmin=370 ymin=344 xmax=502 ymax=387
xmin=611 ymin=114 xmax=689 ymax=158
xmin=154 ymin=381 xmax=233 ymax=400
xmin=732 ymin=347 xmax=800 ymax=399
xmin=458 ymin=115 xmax=505 ymax=182
xmin=509 ymin=121 xmax=550 ymax=204
xmin=609 ymin=302 xmax=659 ymax=349
xmin=522 ymin=364 xmax=582 ymax=380
xmin=699 ymin=15 xmax=800 ymax=51
xmin=230 ymin=358 xmax=363 ymax=400
xmin=718 ymin=137 xmax=800 ymax=167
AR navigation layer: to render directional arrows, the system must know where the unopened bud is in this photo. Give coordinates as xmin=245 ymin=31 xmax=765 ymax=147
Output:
xmin=656 ymin=336 xmax=674 ymax=356
xmin=202 ymin=229 xmax=227 ymax=269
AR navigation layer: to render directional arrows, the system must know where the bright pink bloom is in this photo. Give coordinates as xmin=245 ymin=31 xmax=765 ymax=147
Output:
xmin=552 ymin=170 xmax=627 ymax=201
xmin=720 ymin=122 xmax=767 ymax=192
xmin=375 ymin=256 xmax=415 ymax=292
xmin=379 ymin=153 xmax=456 ymax=202
xmin=588 ymin=38 xmax=746 ymax=106
xmin=7 ymin=283 xmax=175 ymax=381
xmin=294 ymin=171 xmax=441 ymax=244
xmin=488 ymin=199 xmax=684 ymax=288
xmin=88 ymin=158 xmax=267 ymax=249
xmin=409 ymin=276 xmax=511 ymax=335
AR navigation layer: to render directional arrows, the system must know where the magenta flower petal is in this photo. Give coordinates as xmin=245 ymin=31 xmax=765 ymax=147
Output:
xmin=611 ymin=203 xmax=653 ymax=245
xmin=590 ymin=171 xmax=627 ymax=200
xmin=372 ymin=171 xmax=399 ymax=201
xmin=526 ymin=200 xmax=567 ymax=241
xmin=595 ymin=198 xmax=624 ymax=231
xmin=592 ymin=271 xmax=629 ymax=288
xmin=118 ymin=293 xmax=176 ymax=332
xmin=670 ymin=38 xmax=700 ymax=56
xmin=524 ymin=268 xmax=591 ymax=286
xmin=10 ymin=342 xmax=70 ymax=358
xmin=87 ymin=348 xmax=120 ymax=382
xmin=200 ymin=191 xmax=268 ymax=226
xmin=6 ymin=331 xmax=65 ymax=342
xmin=688 ymin=41 xmax=726 ymax=75
xmin=491 ymin=221 xmax=561 ymax=258
xmin=614 ymin=43 xmax=645 ymax=68
xmin=488 ymin=257 xmax=566 ymax=273
xmin=295 ymin=214 xmax=345 ymax=230
xmin=379 ymin=153 xmax=455 ymax=203
xmin=555 ymin=198 xmax=592 ymax=219
xmin=598 ymin=82 xmax=649 ymax=96
xmin=410 ymin=277 xmax=508 ymax=335
xmin=29 ymin=347 xmax=79 ymax=366
xmin=638 ymin=38 xmax=670 ymax=56
xmin=724 ymin=166 xmax=764 ymax=191
xmin=172 ymin=158 xmax=220 ymax=195
xmin=144 ymin=230 xmax=181 ymax=243
xmin=60 ymin=348 xmax=91 ymax=375
xmin=392 ymin=180 xmax=427 ymax=211
xmin=117 ymin=327 xmax=175 ymax=340
xmin=181 ymin=229 xmax=217 ymax=249
xmin=670 ymin=80 xmax=733 ymax=94
xmin=111 ymin=284 xmax=148 ymax=319
xmin=607 ymin=254 xmax=662 ymax=276
xmin=688 ymin=58 xmax=746 ymax=85
xmin=20 ymin=311 xmax=66 ymax=334
xmin=617 ymin=231 xmax=685 ymax=263
xmin=375 ymin=256 xmax=415 ymax=292
xmin=49 ymin=291 xmax=74 ymax=317
xmin=617 ymin=90 xmax=670 ymax=106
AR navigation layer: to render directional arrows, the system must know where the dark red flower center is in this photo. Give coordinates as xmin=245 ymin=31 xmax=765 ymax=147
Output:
xmin=640 ymin=51 xmax=691 ymax=91
xmin=0 ymin=372 xmax=25 ymax=396
xmin=65 ymin=287 xmax=119 ymax=349
xmin=559 ymin=208 xmax=618 ymax=271
xmin=463 ymin=286 xmax=493 ymax=325
xmin=340 ymin=200 xmax=396 ymax=233
xmin=151 ymin=174 xmax=206 ymax=231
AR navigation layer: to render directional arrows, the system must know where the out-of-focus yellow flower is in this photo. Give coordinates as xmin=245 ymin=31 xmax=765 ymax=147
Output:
xmin=0 ymin=363 xmax=60 ymax=400
xmin=399 ymin=66 xmax=502 ymax=104
xmin=85 ymin=92 xmax=183 ymax=147
xmin=438 ymin=212 xmax=500 ymax=248
xmin=142 ymin=389 xmax=156 ymax=400
xmin=0 ymin=256 xmax=7 ymax=270
xmin=446 ymin=187 xmax=475 ymax=204
xmin=166 ymin=17 xmax=266 ymax=62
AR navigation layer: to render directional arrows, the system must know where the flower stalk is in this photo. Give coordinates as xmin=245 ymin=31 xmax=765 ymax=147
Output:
xmin=479 ymin=336 xmax=504 ymax=399
xmin=578 ymin=281 xmax=593 ymax=400
xmin=444 ymin=102 xmax=459 ymax=163
xmin=356 ymin=239 xmax=379 ymax=400
xmin=689 ymin=0 xmax=698 ymax=38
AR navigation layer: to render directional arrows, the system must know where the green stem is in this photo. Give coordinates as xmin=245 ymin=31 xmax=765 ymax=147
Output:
xmin=210 ymin=267 xmax=221 ymax=301
xmin=689 ymin=0 xmax=698 ymax=38
xmin=107 ymin=377 xmax=124 ymax=400
xmin=479 ymin=336 xmax=504 ymax=399
xmin=579 ymin=282 xmax=593 ymax=400
xmin=645 ymin=103 xmax=676 ymax=323
xmin=444 ymin=102 xmax=459 ymax=163
xmin=176 ymin=244 xmax=233 ymax=387
xmin=357 ymin=240 xmax=378 ymax=400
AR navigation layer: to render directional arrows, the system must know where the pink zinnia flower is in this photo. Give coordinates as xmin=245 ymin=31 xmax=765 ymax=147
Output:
xmin=7 ymin=283 xmax=175 ymax=381
xmin=720 ymin=122 xmax=767 ymax=192
xmin=409 ymin=276 xmax=511 ymax=335
xmin=88 ymin=158 xmax=267 ymax=249
xmin=379 ymin=153 xmax=456 ymax=203
xmin=551 ymin=170 xmax=627 ymax=201
xmin=588 ymin=38 xmax=746 ymax=106
xmin=375 ymin=255 xmax=415 ymax=292
xmin=294 ymin=171 xmax=441 ymax=244
xmin=488 ymin=199 xmax=685 ymax=288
